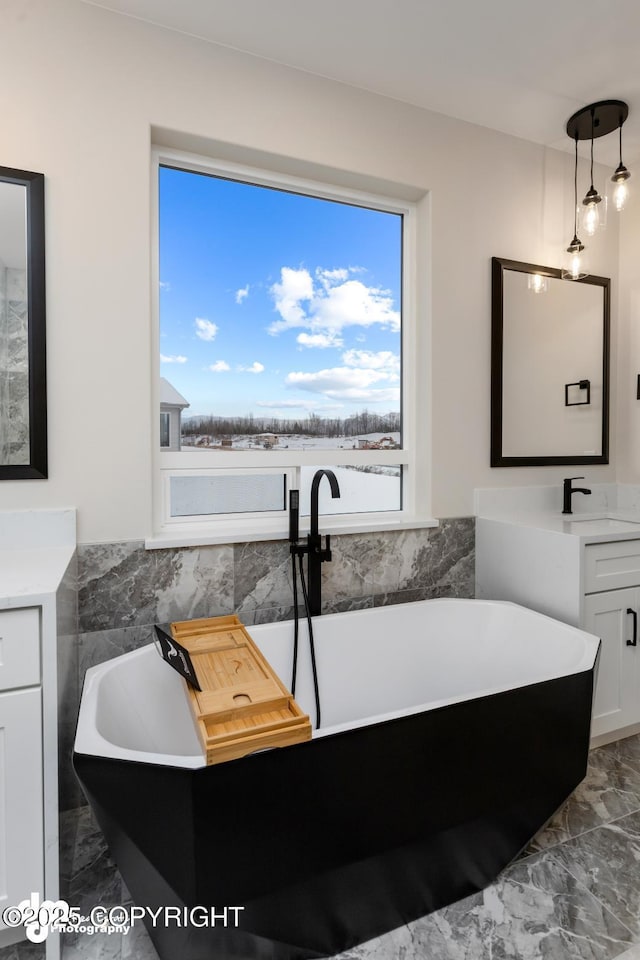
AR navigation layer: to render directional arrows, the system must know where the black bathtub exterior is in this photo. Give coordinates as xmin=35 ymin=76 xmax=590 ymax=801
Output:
xmin=74 ymin=667 xmax=596 ymax=960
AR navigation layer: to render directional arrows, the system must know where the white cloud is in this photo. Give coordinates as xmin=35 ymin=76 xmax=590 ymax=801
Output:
xmin=342 ymin=349 xmax=400 ymax=379
xmin=268 ymin=266 xmax=399 ymax=337
xmin=297 ymin=332 xmax=343 ymax=349
xmin=285 ymin=350 xmax=401 ymax=404
xmin=312 ymin=280 xmax=400 ymax=333
xmin=159 ymin=280 xmax=171 ymax=292
xmin=287 ymin=367 xmax=386 ymax=391
xmin=316 ymin=267 xmax=349 ymax=290
xmin=209 ymin=360 xmax=230 ymax=372
xmin=238 ymin=361 xmax=265 ymax=374
xmin=269 ymin=267 xmax=314 ymax=333
xmin=195 ymin=318 xmax=218 ymax=341
xmin=285 ymin=366 xmax=399 ymax=404
xmin=235 ymin=285 xmax=249 ymax=305
xmin=256 ymin=399 xmax=342 ymax=411
xmin=160 ymin=354 xmax=187 ymax=364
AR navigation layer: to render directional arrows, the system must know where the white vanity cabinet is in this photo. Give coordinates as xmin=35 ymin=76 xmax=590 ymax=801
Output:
xmin=476 ymin=510 xmax=640 ymax=744
xmin=0 ymin=509 xmax=76 ymax=960
xmin=0 ymin=608 xmax=44 ymax=911
xmin=582 ymin=540 xmax=640 ymax=738
xmin=0 ymin=607 xmax=45 ymax=949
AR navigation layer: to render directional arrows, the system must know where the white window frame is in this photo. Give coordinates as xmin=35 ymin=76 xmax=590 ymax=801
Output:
xmin=149 ymin=146 xmax=434 ymax=548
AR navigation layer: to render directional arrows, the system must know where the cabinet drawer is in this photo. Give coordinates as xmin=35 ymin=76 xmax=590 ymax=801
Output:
xmin=584 ymin=540 xmax=640 ymax=593
xmin=0 ymin=608 xmax=40 ymax=691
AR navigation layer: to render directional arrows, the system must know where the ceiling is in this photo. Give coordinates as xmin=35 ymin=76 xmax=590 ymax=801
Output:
xmin=82 ymin=0 xmax=640 ymax=163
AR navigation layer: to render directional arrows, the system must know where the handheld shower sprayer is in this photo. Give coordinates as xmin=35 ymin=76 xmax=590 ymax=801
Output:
xmin=289 ymin=489 xmax=300 ymax=544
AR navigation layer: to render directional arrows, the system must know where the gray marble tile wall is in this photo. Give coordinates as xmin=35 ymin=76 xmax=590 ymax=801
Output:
xmin=61 ymin=518 xmax=474 ymax=810
xmin=0 ymin=265 xmax=29 ymax=465
xmin=0 ymin=261 xmax=5 ymax=458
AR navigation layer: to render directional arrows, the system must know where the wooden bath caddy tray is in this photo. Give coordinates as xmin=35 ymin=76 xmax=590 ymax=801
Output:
xmin=170 ymin=614 xmax=311 ymax=765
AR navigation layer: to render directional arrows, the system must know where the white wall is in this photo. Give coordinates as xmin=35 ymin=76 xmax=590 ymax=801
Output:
xmin=617 ymin=187 xmax=640 ymax=482
xmin=0 ymin=0 xmax=622 ymax=543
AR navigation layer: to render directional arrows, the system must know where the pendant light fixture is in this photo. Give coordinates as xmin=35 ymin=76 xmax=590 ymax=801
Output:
xmin=562 ymin=133 xmax=587 ymax=280
xmin=563 ymin=99 xmax=630 ymax=280
xmin=611 ymin=114 xmax=631 ymax=211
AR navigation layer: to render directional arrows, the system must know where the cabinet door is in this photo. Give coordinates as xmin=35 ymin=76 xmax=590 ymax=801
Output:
xmin=0 ymin=688 xmax=43 ymax=932
xmin=584 ymin=588 xmax=640 ymax=737
xmin=0 ymin=608 xmax=40 ymax=692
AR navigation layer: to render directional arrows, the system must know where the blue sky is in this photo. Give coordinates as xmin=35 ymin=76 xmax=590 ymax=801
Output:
xmin=159 ymin=165 xmax=402 ymax=420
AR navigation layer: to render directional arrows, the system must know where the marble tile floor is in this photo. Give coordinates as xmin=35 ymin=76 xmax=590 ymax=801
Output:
xmin=4 ymin=733 xmax=640 ymax=960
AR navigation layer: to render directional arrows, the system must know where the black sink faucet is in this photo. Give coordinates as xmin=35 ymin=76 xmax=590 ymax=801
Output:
xmin=307 ymin=469 xmax=341 ymax=616
xmin=562 ymin=476 xmax=592 ymax=515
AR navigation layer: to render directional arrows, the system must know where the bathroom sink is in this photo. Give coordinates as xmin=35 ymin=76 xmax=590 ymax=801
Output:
xmin=565 ymin=516 xmax=640 ymax=532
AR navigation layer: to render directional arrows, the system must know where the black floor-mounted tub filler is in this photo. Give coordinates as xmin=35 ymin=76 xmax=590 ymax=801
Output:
xmin=73 ymin=598 xmax=600 ymax=960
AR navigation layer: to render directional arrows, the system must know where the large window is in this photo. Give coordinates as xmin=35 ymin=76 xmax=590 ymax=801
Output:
xmin=152 ymin=149 xmax=427 ymax=543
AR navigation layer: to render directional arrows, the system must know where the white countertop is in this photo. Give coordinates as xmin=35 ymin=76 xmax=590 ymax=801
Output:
xmin=0 ymin=509 xmax=76 ymax=605
xmin=477 ymin=510 xmax=640 ymax=543
xmin=0 ymin=545 xmax=76 ymax=605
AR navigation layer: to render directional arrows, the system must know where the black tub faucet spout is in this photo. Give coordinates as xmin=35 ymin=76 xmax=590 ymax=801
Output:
xmin=308 ymin=469 xmax=341 ymax=615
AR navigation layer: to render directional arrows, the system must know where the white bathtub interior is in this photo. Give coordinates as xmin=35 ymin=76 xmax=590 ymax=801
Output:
xmin=76 ymin=644 xmax=206 ymax=767
xmin=75 ymin=599 xmax=600 ymax=769
xmin=251 ymin=599 xmax=599 ymax=736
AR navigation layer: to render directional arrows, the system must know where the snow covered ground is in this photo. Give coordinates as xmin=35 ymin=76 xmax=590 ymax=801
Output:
xmin=299 ymin=465 xmax=401 ymax=515
xmin=182 ymin=432 xmax=400 ymax=451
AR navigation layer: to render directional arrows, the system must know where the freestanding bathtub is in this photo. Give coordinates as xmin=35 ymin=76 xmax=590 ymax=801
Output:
xmin=73 ymin=599 xmax=600 ymax=960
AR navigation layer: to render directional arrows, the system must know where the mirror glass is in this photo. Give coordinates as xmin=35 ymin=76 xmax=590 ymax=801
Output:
xmin=491 ymin=257 xmax=609 ymax=466
xmin=0 ymin=167 xmax=46 ymax=479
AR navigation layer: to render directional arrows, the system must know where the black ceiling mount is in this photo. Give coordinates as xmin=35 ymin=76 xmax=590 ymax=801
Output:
xmin=566 ymin=99 xmax=629 ymax=140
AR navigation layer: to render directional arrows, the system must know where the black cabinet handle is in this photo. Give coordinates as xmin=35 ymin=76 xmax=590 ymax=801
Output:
xmin=627 ymin=608 xmax=637 ymax=647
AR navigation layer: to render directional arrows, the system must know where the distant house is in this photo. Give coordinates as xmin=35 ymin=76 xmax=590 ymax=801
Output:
xmin=256 ymin=433 xmax=279 ymax=449
xmin=160 ymin=377 xmax=190 ymax=451
xmin=357 ymin=435 xmax=398 ymax=450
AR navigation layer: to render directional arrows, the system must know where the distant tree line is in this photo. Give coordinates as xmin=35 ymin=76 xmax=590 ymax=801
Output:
xmin=182 ymin=410 xmax=400 ymax=439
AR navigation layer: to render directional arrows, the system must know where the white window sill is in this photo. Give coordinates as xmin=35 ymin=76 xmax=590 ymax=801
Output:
xmin=145 ymin=515 xmax=439 ymax=550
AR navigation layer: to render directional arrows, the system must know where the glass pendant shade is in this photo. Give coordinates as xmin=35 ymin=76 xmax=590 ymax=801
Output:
xmin=582 ymin=187 xmax=601 ymax=236
xmin=611 ymin=163 xmax=631 ymax=211
xmin=561 ymin=237 xmax=588 ymax=281
xmin=611 ymin=116 xmax=631 ymax=212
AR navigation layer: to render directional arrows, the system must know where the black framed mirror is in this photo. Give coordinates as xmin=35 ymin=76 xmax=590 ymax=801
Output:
xmin=491 ymin=257 xmax=609 ymax=467
xmin=0 ymin=167 xmax=47 ymax=479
